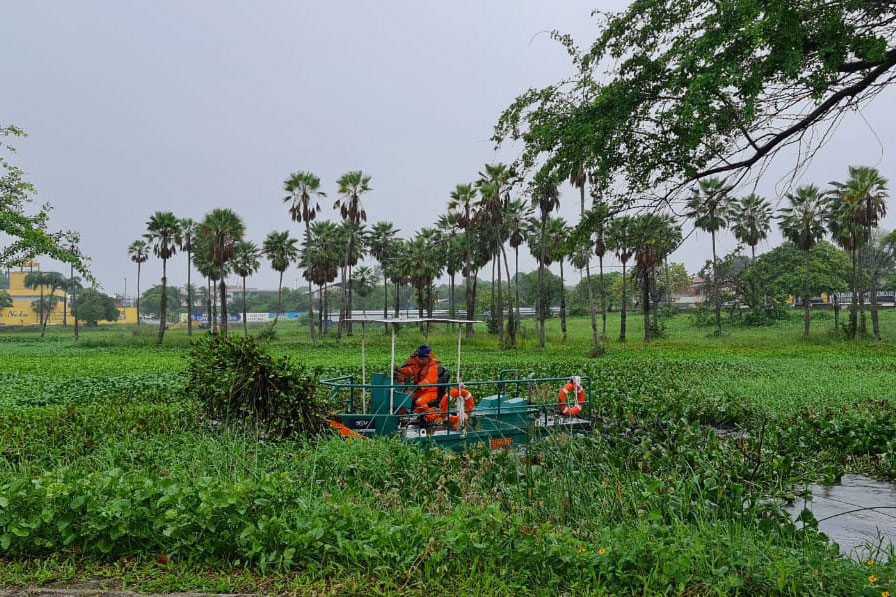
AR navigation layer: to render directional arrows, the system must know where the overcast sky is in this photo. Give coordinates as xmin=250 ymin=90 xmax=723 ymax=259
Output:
xmin=4 ymin=1 xmax=896 ymax=296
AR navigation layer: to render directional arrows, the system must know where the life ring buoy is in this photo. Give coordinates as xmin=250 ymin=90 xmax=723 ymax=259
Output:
xmin=440 ymin=387 xmax=475 ymax=429
xmin=557 ymin=382 xmax=586 ymax=417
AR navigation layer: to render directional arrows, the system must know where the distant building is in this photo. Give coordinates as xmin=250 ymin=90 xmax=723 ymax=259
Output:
xmin=0 ymin=262 xmax=136 ymax=326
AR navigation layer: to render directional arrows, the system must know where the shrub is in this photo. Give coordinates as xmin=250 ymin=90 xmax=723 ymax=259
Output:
xmin=255 ymin=324 xmax=277 ymax=341
xmin=184 ymin=334 xmax=325 ymax=437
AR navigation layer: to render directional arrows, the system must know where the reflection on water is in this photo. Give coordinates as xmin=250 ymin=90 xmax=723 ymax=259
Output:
xmin=785 ymin=474 xmax=896 ymax=561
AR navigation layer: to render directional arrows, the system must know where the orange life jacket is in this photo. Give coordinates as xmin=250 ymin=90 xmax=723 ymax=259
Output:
xmin=399 ymin=352 xmax=441 ymax=406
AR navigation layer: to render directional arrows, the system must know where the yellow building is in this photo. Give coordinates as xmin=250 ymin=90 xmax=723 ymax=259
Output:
xmin=1 ymin=262 xmax=137 ymax=326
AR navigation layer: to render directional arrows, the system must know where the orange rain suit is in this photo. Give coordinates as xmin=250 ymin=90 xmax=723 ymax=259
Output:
xmin=397 ymin=352 xmax=442 ymax=412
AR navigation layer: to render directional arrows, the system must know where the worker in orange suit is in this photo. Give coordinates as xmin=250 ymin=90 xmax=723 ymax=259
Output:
xmin=395 ymin=344 xmax=442 ymax=418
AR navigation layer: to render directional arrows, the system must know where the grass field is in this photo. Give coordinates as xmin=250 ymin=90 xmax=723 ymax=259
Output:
xmin=1 ymin=311 xmax=896 ymax=595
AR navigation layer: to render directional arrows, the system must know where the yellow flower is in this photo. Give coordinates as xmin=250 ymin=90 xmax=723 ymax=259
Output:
xmin=577 ymin=545 xmax=586 ymax=553
xmin=868 ymin=560 xmax=875 ymax=566
xmin=880 ymin=591 xmax=888 ymax=597
xmin=598 ymin=548 xmax=606 ymax=555
xmin=869 ymin=575 xmax=878 ymax=583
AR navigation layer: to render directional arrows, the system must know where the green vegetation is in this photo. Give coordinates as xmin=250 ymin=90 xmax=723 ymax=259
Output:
xmin=2 ymin=315 xmax=896 ymax=595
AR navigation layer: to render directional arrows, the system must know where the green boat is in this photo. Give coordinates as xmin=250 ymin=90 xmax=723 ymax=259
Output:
xmin=323 ymin=318 xmax=593 ymax=451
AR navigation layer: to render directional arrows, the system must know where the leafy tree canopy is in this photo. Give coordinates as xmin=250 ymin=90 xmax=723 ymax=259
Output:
xmin=744 ymin=241 xmax=850 ymax=299
xmin=496 ymin=2 xmax=896 ymax=202
xmin=140 ymin=284 xmax=183 ymax=320
xmin=72 ymin=288 xmax=119 ymax=326
xmin=0 ymin=126 xmax=92 ymax=280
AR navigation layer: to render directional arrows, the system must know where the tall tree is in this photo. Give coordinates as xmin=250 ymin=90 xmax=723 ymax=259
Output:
xmin=232 ymin=240 xmax=261 ymax=337
xmin=449 ymin=183 xmax=478 ymax=338
xmin=333 ymin=170 xmax=372 ymax=338
xmin=197 ymin=209 xmax=245 ymax=335
xmin=365 ymin=221 xmax=399 ymax=323
xmin=607 ymin=216 xmax=634 ymax=342
xmin=144 ymin=212 xmax=179 ymax=343
xmin=685 ymin=177 xmax=729 ymax=336
xmin=504 ymin=198 xmax=532 ymax=328
xmin=127 ymin=240 xmax=149 ymax=327
xmin=283 ymin=170 xmax=325 ymax=345
xmin=529 ymin=175 xmax=561 ymax=347
xmin=177 ymin=218 xmax=197 ymax=337
xmin=779 ymin=185 xmax=829 ymax=336
xmin=829 ymin=166 xmax=888 ymax=341
xmin=630 ymin=214 xmax=681 ymax=342
xmin=336 ymin=220 xmax=367 ymax=331
xmin=351 ymin=265 xmax=375 ymax=319
xmin=545 ymin=217 xmax=570 ymax=341
xmin=23 ymin=271 xmax=47 ymax=329
xmin=303 ymin=220 xmax=340 ymax=335
xmin=262 ymin=230 xmax=299 ymax=328
xmin=570 ymin=165 xmax=601 ymax=351
xmin=732 ymin=194 xmax=773 ymax=262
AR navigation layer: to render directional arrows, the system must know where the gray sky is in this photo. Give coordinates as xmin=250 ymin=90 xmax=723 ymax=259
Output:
xmin=4 ymin=1 xmax=896 ymax=295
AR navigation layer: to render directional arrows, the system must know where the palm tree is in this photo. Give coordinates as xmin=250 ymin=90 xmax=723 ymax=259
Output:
xmin=193 ymin=245 xmax=220 ymax=333
xmin=504 ymin=198 xmax=532 ymax=328
xmin=385 ymin=238 xmax=409 ymax=318
xmin=128 ymin=240 xmax=149 ymax=327
xmin=65 ymin=276 xmax=82 ymax=339
xmin=303 ymin=220 xmax=340 ymax=335
xmin=232 ymin=240 xmax=260 ymax=337
xmin=779 ymin=185 xmax=827 ymax=337
xmin=336 ymin=220 xmax=367 ymax=332
xmin=570 ymin=165 xmax=600 ymax=351
xmin=402 ymin=230 xmax=443 ymax=332
xmin=40 ymin=272 xmax=65 ymax=336
xmin=62 ymin=232 xmax=82 ymax=339
xmin=630 ymin=214 xmax=681 ymax=342
xmin=262 ymin=231 xmax=299 ymax=328
xmin=607 ymin=216 xmax=635 ymax=342
xmin=23 ymin=271 xmax=48 ymax=331
xmin=436 ymin=212 xmax=464 ymax=320
xmin=685 ymin=177 xmax=729 ymax=336
xmin=197 ymin=209 xmax=245 ymax=335
xmin=731 ymin=194 xmax=773 ymax=262
xmin=177 ymin=218 xmax=197 ymax=337
xmin=829 ymin=166 xmax=888 ymax=341
xmin=334 ymin=170 xmax=372 ymax=338
xmin=144 ymin=211 xmax=179 ymax=344
xmin=284 ymin=170 xmax=326 ymax=345
xmin=365 ymin=221 xmax=399 ymax=322
xmin=592 ymin=203 xmax=611 ymax=338
xmin=351 ymin=265 xmax=375 ymax=319
xmin=529 ymin=175 xmax=561 ymax=347
xmin=545 ymin=217 xmax=570 ymax=341
xmin=449 ymin=183 xmax=478 ymax=338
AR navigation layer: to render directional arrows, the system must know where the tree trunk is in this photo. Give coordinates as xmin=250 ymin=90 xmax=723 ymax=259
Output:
xmin=63 ymin=286 xmax=68 ymax=327
xmin=579 ymin=184 xmax=599 ymax=350
xmin=804 ymin=248 xmax=811 ymax=337
xmin=136 ymin=262 xmax=141 ymax=327
xmin=219 ymin=278 xmax=228 ymax=335
xmin=323 ymin=281 xmax=329 ymax=334
xmin=211 ymin=278 xmax=218 ymax=335
xmin=501 ymin=244 xmax=515 ymax=348
xmin=347 ymin=263 xmax=354 ymax=336
xmin=620 ymin=262 xmax=627 ymax=342
xmin=712 ymin=230 xmax=721 ymax=335
xmin=318 ymin=284 xmax=324 ymax=334
xmin=559 ymin=258 xmax=567 ymax=342
xmin=868 ymin=213 xmax=881 ymax=342
xmin=850 ymin=249 xmax=858 ymax=338
xmin=274 ymin=271 xmax=283 ymax=327
xmin=72 ymin=279 xmax=79 ymax=342
xmin=394 ymin=281 xmax=400 ymax=318
xmin=537 ymin=213 xmax=547 ymax=348
xmin=38 ymin=283 xmax=44 ymax=332
xmin=157 ymin=259 xmax=167 ymax=344
xmin=307 ymin=277 xmax=317 ymax=346
xmin=449 ymin=273 xmax=456 ymax=319
xmin=464 ymin=202 xmax=474 ymax=338
xmin=643 ymin=269 xmax=651 ymax=342
xmin=205 ymin=278 xmax=212 ymax=333
xmin=494 ymin=234 xmax=504 ymax=349
xmin=187 ymin=249 xmax=193 ymax=337
xmin=599 ymin=255 xmax=607 ymax=338
xmin=833 ymin=295 xmax=840 ymax=331
xmin=514 ymin=245 xmax=520 ymax=328
xmin=242 ymin=275 xmax=248 ymax=337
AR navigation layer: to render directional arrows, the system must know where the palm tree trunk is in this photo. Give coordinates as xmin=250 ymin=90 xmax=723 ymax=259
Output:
xmin=308 ymin=277 xmax=317 ymax=346
xmin=464 ymin=205 xmax=474 ymax=338
xmin=219 ymin=278 xmax=228 ymax=335
xmin=157 ymin=259 xmax=167 ymax=344
xmin=63 ymin=287 xmax=68 ymax=327
xmin=136 ymin=262 xmax=141 ymax=327
xmin=449 ymin=272 xmax=456 ymax=319
xmin=495 ymin=238 xmax=504 ymax=349
xmin=580 ymin=182 xmax=599 ymax=350
xmin=394 ymin=280 xmax=400 ymax=318
xmin=38 ymin=283 xmax=45 ymax=335
xmin=537 ymin=213 xmax=547 ymax=348
xmin=211 ymin=278 xmax=218 ymax=335
xmin=514 ymin=245 xmax=520 ymax=327
xmin=559 ymin=258 xmax=567 ymax=342
xmin=501 ymin=244 xmax=515 ymax=347
xmin=383 ymin=269 xmax=388 ymax=322
xmin=186 ymin=249 xmax=193 ymax=337
xmin=620 ymin=262 xmax=627 ymax=342
xmin=274 ymin=271 xmax=283 ymax=327
xmin=643 ymin=269 xmax=651 ymax=342
xmin=72 ymin=278 xmax=79 ymax=342
xmin=599 ymin=255 xmax=607 ymax=338
xmin=243 ymin=275 xmax=248 ymax=337
xmin=868 ymin=215 xmax=881 ymax=341
xmin=850 ymin=249 xmax=858 ymax=338
xmin=323 ymin=281 xmax=329 ymax=334
xmin=803 ymin=248 xmax=811 ymax=336
xmin=712 ymin=230 xmax=721 ymax=335
xmin=348 ymin=264 xmax=354 ymax=336
xmin=490 ymin=257 xmax=496 ymax=331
